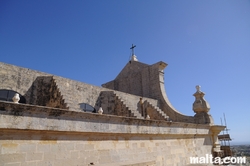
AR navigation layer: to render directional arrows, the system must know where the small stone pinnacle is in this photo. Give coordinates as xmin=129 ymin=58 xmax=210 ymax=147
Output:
xmin=196 ymin=85 xmax=201 ymax=91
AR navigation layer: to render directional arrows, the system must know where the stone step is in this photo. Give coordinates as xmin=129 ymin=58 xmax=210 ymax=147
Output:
xmin=114 ymin=92 xmax=143 ymax=119
xmin=145 ymin=100 xmax=169 ymax=120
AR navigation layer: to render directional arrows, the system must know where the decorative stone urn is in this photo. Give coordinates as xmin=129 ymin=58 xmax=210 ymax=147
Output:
xmin=12 ymin=93 xmax=20 ymax=103
xmin=98 ymin=107 xmax=103 ymax=115
xmin=193 ymin=85 xmax=210 ymax=113
xmin=193 ymin=85 xmax=213 ymax=124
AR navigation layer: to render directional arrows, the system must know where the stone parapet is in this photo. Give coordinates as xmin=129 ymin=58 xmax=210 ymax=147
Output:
xmin=0 ymin=101 xmax=210 ymax=136
xmin=0 ymin=101 xmax=223 ymax=166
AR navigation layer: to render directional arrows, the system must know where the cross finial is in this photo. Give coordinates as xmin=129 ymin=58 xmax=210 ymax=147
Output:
xmin=130 ymin=44 xmax=136 ymax=55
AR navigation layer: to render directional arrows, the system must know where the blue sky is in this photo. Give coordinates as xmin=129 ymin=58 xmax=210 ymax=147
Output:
xmin=0 ymin=0 xmax=249 ymax=144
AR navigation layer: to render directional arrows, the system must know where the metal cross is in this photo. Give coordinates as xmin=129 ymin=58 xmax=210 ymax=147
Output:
xmin=130 ymin=44 xmax=136 ymax=55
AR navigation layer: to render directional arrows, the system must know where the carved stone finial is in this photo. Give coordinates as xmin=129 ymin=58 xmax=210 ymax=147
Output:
xmin=98 ymin=107 xmax=103 ymax=114
xmin=12 ymin=93 xmax=20 ymax=103
xmin=193 ymin=86 xmax=214 ymax=124
xmin=146 ymin=115 xmax=150 ymax=120
xmin=192 ymin=85 xmax=210 ymax=113
xmin=196 ymin=85 xmax=201 ymax=92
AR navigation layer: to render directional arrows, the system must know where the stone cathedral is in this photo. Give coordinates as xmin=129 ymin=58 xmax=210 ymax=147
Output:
xmin=0 ymin=52 xmax=225 ymax=166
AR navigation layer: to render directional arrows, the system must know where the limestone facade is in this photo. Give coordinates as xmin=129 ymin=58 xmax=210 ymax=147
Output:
xmin=0 ymin=60 xmax=224 ymax=166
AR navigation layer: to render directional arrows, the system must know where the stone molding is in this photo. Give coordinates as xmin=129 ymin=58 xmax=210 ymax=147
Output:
xmin=0 ymin=101 xmax=211 ymax=136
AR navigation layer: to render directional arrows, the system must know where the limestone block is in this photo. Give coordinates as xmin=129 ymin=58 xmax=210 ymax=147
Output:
xmin=19 ymin=144 xmax=36 ymax=153
xmin=75 ymin=143 xmax=85 ymax=151
xmin=36 ymin=144 xmax=50 ymax=153
xmin=43 ymin=152 xmax=56 ymax=161
xmin=0 ymin=153 xmax=26 ymax=163
xmin=1 ymin=143 xmax=19 ymax=154
xmin=70 ymin=150 xmax=80 ymax=159
xmin=26 ymin=152 xmax=43 ymax=161
xmin=21 ymin=161 xmax=37 ymax=166
xmin=5 ymin=162 xmax=21 ymax=166
xmin=36 ymin=161 xmax=54 ymax=166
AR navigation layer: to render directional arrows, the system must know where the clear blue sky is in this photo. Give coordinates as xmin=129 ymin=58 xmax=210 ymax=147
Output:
xmin=0 ymin=0 xmax=249 ymax=144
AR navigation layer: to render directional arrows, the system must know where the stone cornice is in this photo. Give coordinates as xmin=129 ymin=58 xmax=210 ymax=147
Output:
xmin=0 ymin=101 xmax=213 ymax=136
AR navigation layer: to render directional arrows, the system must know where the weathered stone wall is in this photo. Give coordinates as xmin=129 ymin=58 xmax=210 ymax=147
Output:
xmin=0 ymin=62 xmax=50 ymax=105
xmin=52 ymin=76 xmax=103 ymax=112
xmin=102 ymin=61 xmax=196 ymax=123
xmin=0 ymin=62 xmax=224 ymax=166
xmin=0 ymin=62 xmax=165 ymax=120
xmin=103 ymin=61 xmax=147 ymax=97
xmin=0 ymin=62 xmax=103 ymax=111
xmin=0 ymin=101 xmax=215 ymax=166
xmin=0 ymin=130 xmax=213 ymax=166
xmin=0 ymin=63 xmax=68 ymax=109
xmin=100 ymin=91 xmax=133 ymax=117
